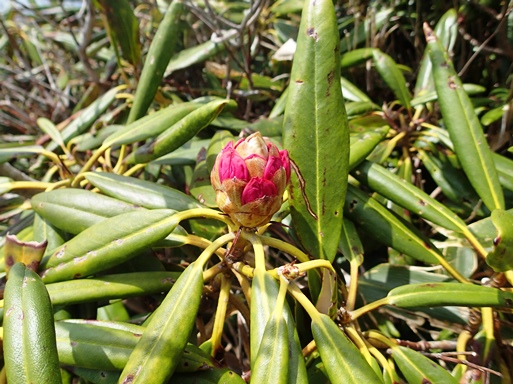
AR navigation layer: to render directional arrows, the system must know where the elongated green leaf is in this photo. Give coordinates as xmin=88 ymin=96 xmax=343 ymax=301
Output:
xmin=251 ymin=314 xmax=289 ymax=384
xmin=84 ymin=171 xmax=203 ymax=210
xmin=171 ymin=368 xmax=245 ymax=383
xmin=127 ymin=0 xmax=183 ymax=122
xmin=55 ymin=320 xmax=213 ymax=372
xmin=411 ymin=83 xmax=485 ymax=106
xmin=40 ymin=209 xmax=178 ymax=283
xmin=37 ymin=117 xmax=65 ymax=151
xmin=340 ymin=48 xmax=375 ymax=68
xmin=4 ymin=263 xmax=62 ymax=383
xmin=414 ymin=8 xmax=458 ymax=97
xmin=0 ymin=145 xmax=44 ymax=164
xmin=345 ymin=184 xmax=439 ymax=265
xmin=45 ymin=271 xmax=180 ymax=306
xmin=352 ymin=160 xmax=467 ymax=232
xmin=119 ymin=262 xmax=203 ymax=383
xmin=341 ymin=77 xmax=372 ymax=102
xmin=104 ymin=101 xmax=201 ymax=147
xmin=486 ymin=209 xmax=513 ymax=272
xmin=372 ymin=49 xmax=411 ymax=109
xmin=425 ymin=23 xmax=504 ymax=211
xmin=349 ymin=127 xmax=389 ymax=169
xmin=387 ymin=282 xmax=513 ymax=308
xmin=127 ymin=99 xmax=231 ymax=163
xmin=283 ymin=0 xmax=349 ymax=262
xmin=391 ymin=346 xmax=458 ymax=384
xmin=97 ymin=0 xmax=141 ymax=66
xmin=250 ymin=269 xmax=308 ymax=384
xmin=32 ymin=188 xmax=139 ymax=234
xmin=165 ymin=30 xmax=236 ymax=75
xmin=311 ymin=313 xmax=384 ymax=383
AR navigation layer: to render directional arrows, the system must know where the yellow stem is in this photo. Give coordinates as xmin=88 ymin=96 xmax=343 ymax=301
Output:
xmin=196 ymin=232 xmax=235 ymax=268
xmin=8 ymin=181 xmax=54 ymax=190
xmin=346 ymin=259 xmax=360 ymax=312
xmin=71 ymin=144 xmax=109 ymax=187
xmin=210 ymin=274 xmax=231 ymax=356
xmin=241 ymin=231 xmax=265 ymax=271
xmin=349 ymin=297 xmax=390 ymax=321
xmin=113 ymin=144 xmax=128 ymax=174
xmin=256 ymin=236 xmax=311 ymax=263
xmin=286 ymin=281 xmax=320 ymax=321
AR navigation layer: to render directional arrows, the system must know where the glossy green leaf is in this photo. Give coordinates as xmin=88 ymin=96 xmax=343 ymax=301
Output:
xmin=250 ymin=269 xmax=308 ymax=384
xmin=0 ymin=145 xmax=44 ymax=164
xmin=340 ymin=48 xmax=375 ymax=68
xmin=55 ymin=320 xmax=213 ymax=372
xmin=165 ymin=30 xmax=235 ymax=75
xmin=119 ymin=262 xmax=204 ymax=383
xmin=414 ymin=8 xmax=458 ymax=97
xmin=486 ymin=209 xmax=513 ymax=272
xmin=311 ymin=313 xmax=384 ymax=383
xmin=84 ymin=171 xmax=203 ymax=210
xmin=104 ymin=101 xmax=201 ymax=147
xmin=372 ymin=49 xmax=411 ymax=109
xmin=40 ymin=209 xmax=178 ymax=283
xmin=127 ymin=99 xmax=231 ymax=163
xmin=493 ymin=152 xmax=513 ymax=192
xmin=45 ymin=271 xmax=180 ymax=306
xmin=345 ymin=184 xmax=439 ymax=265
xmin=127 ymin=0 xmax=183 ymax=122
xmin=339 ymin=217 xmax=363 ymax=266
xmin=33 ymin=213 xmax=67 ymax=256
xmin=341 ymin=77 xmax=372 ymax=102
xmin=348 ymin=127 xmax=389 ymax=170
xmin=96 ymin=0 xmax=141 ymax=66
xmin=283 ymin=0 xmax=349 ymax=262
xmin=68 ymin=367 xmax=118 ymax=384
xmin=391 ymin=346 xmax=458 ymax=384
xmin=387 ymin=282 xmax=513 ymax=308
xmin=425 ymin=23 xmax=504 ymax=211
xmin=32 ymin=188 xmax=139 ymax=234
xmin=251 ymin=312 xmax=289 ymax=384
xmin=37 ymin=117 xmax=65 ymax=151
xmin=4 ymin=263 xmax=62 ymax=383
xmin=352 ymin=160 xmax=467 ymax=232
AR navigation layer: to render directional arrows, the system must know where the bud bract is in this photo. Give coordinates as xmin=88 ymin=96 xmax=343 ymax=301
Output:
xmin=211 ymin=132 xmax=290 ymax=228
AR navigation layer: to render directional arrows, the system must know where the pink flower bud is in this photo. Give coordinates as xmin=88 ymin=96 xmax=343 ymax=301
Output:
xmin=211 ymin=132 xmax=290 ymax=228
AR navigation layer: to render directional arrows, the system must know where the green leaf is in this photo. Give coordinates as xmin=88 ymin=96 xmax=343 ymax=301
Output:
xmin=4 ymin=263 xmax=62 ymax=383
xmin=45 ymin=271 xmax=181 ymax=306
xmin=127 ymin=99 xmax=232 ymax=163
xmin=387 ymin=282 xmax=513 ymax=308
xmin=283 ymin=0 xmax=349 ymax=262
xmin=371 ymin=49 xmax=411 ymax=109
xmin=425 ymin=23 xmax=504 ymax=211
xmin=0 ymin=146 xmax=44 ymax=164
xmin=127 ymin=0 xmax=183 ymax=122
xmin=84 ymin=171 xmax=203 ymax=210
xmin=32 ymin=188 xmax=139 ymax=234
xmin=486 ymin=209 xmax=513 ymax=272
xmin=352 ymin=160 xmax=468 ymax=232
xmin=345 ymin=184 xmax=440 ymax=265
xmin=37 ymin=117 xmax=65 ymax=152
xmin=119 ymin=262 xmax=204 ymax=383
xmin=165 ymin=30 xmax=236 ymax=75
xmin=40 ymin=209 xmax=179 ymax=283
xmin=311 ymin=313 xmax=384 ymax=383
xmin=414 ymin=8 xmax=458 ymax=97
xmin=250 ymin=269 xmax=308 ymax=384
xmin=96 ymin=0 xmax=141 ymax=66
xmin=391 ymin=346 xmax=458 ymax=384
xmin=104 ymin=101 xmax=201 ymax=147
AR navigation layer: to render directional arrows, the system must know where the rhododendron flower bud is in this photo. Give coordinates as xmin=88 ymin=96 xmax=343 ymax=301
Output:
xmin=211 ymin=132 xmax=290 ymax=228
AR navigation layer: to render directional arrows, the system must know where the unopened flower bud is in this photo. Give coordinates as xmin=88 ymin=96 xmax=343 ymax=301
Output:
xmin=211 ymin=132 xmax=290 ymax=228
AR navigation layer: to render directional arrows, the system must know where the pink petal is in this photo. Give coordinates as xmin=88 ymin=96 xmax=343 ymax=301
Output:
xmin=280 ymin=150 xmax=291 ymax=182
xmin=241 ymin=177 xmax=277 ymax=205
xmin=263 ymin=155 xmax=282 ymax=180
xmin=218 ymin=143 xmax=250 ymax=182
